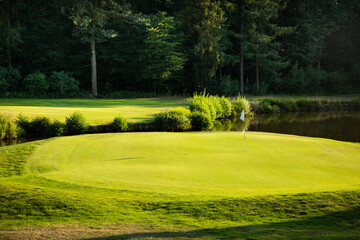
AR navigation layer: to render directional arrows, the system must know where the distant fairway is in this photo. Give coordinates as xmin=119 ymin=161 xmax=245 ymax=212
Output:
xmin=28 ymin=132 xmax=360 ymax=196
xmin=0 ymin=98 xmax=187 ymax=124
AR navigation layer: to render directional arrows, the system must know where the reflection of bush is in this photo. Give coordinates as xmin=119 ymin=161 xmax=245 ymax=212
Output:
xmin=213 ymin=117 xmax=251 ymax=132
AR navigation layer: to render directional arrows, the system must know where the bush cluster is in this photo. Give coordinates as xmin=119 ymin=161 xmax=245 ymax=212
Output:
xmin=16 ymin=114 xmax=64 ymax=138
xmin=155 ymin=94 xmax=236 ymax=131
xmin=261 ymin=101 xmax=280 ymax=113
xmin=64 ymin=112 xmax=89 ymax=136
xmin=110 ymin=116 xmax=129 ymax=132
xmin=154 ymin=107 xmax=192 ymax=131
xmin=0 ymin=66 xmax=21 ymax=94
xmin=0 ymin=70 xmax=80 ymax=98
xmin=0 ymin=112 xmax=18 ymax=140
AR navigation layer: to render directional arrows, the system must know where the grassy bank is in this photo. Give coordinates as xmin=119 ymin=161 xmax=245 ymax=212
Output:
xmin=1 ymin=132 xmax=360 ymax=238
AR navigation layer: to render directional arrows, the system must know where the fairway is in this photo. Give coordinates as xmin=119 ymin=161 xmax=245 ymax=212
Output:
xmin=0 ymin=98 xmax=187 ymax=124
xmin=28 ymin=132 xmax=360 ymax=196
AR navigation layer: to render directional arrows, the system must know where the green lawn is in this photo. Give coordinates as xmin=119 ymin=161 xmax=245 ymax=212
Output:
xmin=1 ymin=132 xmax=360 ymax=239
xmin=0 ymin=97 xmax=187 ymax=125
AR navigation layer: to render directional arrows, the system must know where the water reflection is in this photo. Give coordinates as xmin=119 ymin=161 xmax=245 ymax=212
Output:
xmin=215 ymin=111 xmax=360 ymax=142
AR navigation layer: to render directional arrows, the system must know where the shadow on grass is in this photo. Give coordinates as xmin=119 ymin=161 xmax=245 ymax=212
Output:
xmin=84 ymin=209 xmax=360 ymax=239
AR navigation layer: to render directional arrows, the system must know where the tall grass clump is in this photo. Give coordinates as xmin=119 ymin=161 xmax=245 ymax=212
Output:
xmin=232 ymin=96 xmax=253 ymax=117
xmin=110 ymin=116 xmax=128 ymax=132
xmin=64 ymin=111 xmax=88 ymax=136
xmin=0 ymin=112 xmax=18 ymax=140
xmin=154 ymin=107 xmax=191 ymax=131
xmin=188 ymin=92 xmax=233 ymax=120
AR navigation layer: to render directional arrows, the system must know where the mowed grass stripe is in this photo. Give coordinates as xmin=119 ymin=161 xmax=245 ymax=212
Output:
xmin=28 ymin=132 xmax=360 ymax=197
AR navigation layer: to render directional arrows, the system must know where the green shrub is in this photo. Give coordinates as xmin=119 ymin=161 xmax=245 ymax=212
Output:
xmin=232 ymin=96 xmax=252 ymax=116
xmin=29 ymin=116 xmax=52 ymax=137
xmin=189 ymin=111 xmax=213 ymax=131
xmin=154 ymin=110 xmax=191 ymax=131
xmin=188 ymin=93 xmax=231 ymax=121
xmin=0 ymin=66 xmax=21 ymax=93
xmin=0 ymin=112 xmax=18 ymax=140
xmin=188 ymin=94 xmax=211 ymax=118
xmin=209 ymin=96 xmax=223 ymax=119
xmin=170 ymin=107 xmax=191 ymax=117
xmin=296 ymin=100 xmax=321 ymax=112
xmin=48 ymin=71 xmax=79 ymax=97
xmin=261 ymin=101 xmax=280 ymax=113
xmin=219 ymin=96 xmax=232 ymax=118
xmin=64 ymin=111 xmax=88 ymax=136
xmin=16 ymin=115 xmax=63 ymax=138
xmin=23 ymin=72 xmax=48 ymax=96
xmin=270 ymin=99 xmax=299 ymax=112
xmin=47 ymin=120 xmax=64 ymax=137
xmin=110 ymin=116 xmax=128 ymax=132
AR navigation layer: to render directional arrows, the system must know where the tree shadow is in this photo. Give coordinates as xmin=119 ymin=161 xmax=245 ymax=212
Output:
xmin=83 ymin=208 xmax=360 ymax=239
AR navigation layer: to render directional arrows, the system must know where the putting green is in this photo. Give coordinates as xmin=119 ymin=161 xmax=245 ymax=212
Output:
xmin=28 ymin=132 xmax=360 ymax=197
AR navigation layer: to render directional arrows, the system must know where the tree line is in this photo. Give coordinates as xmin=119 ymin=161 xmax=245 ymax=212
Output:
xmin=0 ymin=0 xmax=359 ymax=97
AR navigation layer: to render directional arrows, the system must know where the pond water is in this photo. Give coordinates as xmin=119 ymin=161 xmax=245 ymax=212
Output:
xmin=1 ymin=111 xmax=360 ymax=147
xmin=216 ymin=111 xmax=360 ymax=143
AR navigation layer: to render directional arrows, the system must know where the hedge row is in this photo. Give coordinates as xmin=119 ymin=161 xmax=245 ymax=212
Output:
xmin=0 ymin=112 xmax=128 ymax=140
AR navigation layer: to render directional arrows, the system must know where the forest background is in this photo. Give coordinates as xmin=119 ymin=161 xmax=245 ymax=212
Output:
xmin=0 ymin=0 xmax=359 ymax=98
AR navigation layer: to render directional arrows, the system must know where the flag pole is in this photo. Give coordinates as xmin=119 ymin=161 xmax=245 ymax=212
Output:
xmin=240 ymin=110 xmax=245 ymax=152
xmin=244 ymin=131 xmax=246 ymax=152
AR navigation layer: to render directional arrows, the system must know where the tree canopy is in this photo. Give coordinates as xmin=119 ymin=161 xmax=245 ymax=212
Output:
xmin=0 ymin=0 xmax=359 ymax=96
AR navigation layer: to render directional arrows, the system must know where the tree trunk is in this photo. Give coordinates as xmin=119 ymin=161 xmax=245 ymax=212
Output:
xmin=255 ymin=48 xmax=259 ymax=94
xmin=6 ymin=0 xmax=12 ymax=66
xmin=90 ymin=36 xmax=97 ymax=97
xmin=239 ymin=14 xmax=244 ymax=96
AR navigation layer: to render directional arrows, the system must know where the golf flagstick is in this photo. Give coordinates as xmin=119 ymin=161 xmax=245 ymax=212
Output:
xmin=240 ymin=110 xmax=245 ymax=151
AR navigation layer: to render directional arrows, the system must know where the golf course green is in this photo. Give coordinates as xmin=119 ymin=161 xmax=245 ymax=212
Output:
xmin=1 ymin=131 xmax=360 ymax=238
xmin=29 ymin=132 xmax=360 ymax=196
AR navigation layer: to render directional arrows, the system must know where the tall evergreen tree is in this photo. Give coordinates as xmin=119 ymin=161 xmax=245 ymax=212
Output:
xmin=69 ymin=0 xmax=130 ymax=96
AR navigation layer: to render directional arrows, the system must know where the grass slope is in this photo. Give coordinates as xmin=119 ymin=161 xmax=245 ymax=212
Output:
xmin=1 ymin=132 xmax=360 ymax=239
xmin=0 ymin=98 xmax=187 ymax=124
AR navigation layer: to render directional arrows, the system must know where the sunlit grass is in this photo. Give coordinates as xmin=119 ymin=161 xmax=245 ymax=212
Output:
xmin=0 ymin=98 xmax=187 ymax=125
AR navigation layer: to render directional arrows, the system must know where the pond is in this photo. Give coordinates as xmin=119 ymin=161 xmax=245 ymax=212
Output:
xmin=215 ymin=111 xmax=360 ymax=143
xmin=1 ymin=111 xmax=360 ymax=147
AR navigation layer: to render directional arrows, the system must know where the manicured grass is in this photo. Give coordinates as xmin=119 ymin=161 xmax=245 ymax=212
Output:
xmin=0 ymin=98 xmax=187 ymax=125
xmin=1 ymin=132 xmax=360 ymax=239
xmin=27 ymin=132 xmax=360 ymax=196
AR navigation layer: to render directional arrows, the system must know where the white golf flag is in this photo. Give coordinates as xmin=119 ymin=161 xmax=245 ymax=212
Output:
xmin=240 ymin=110 xmax=245 ymax=122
